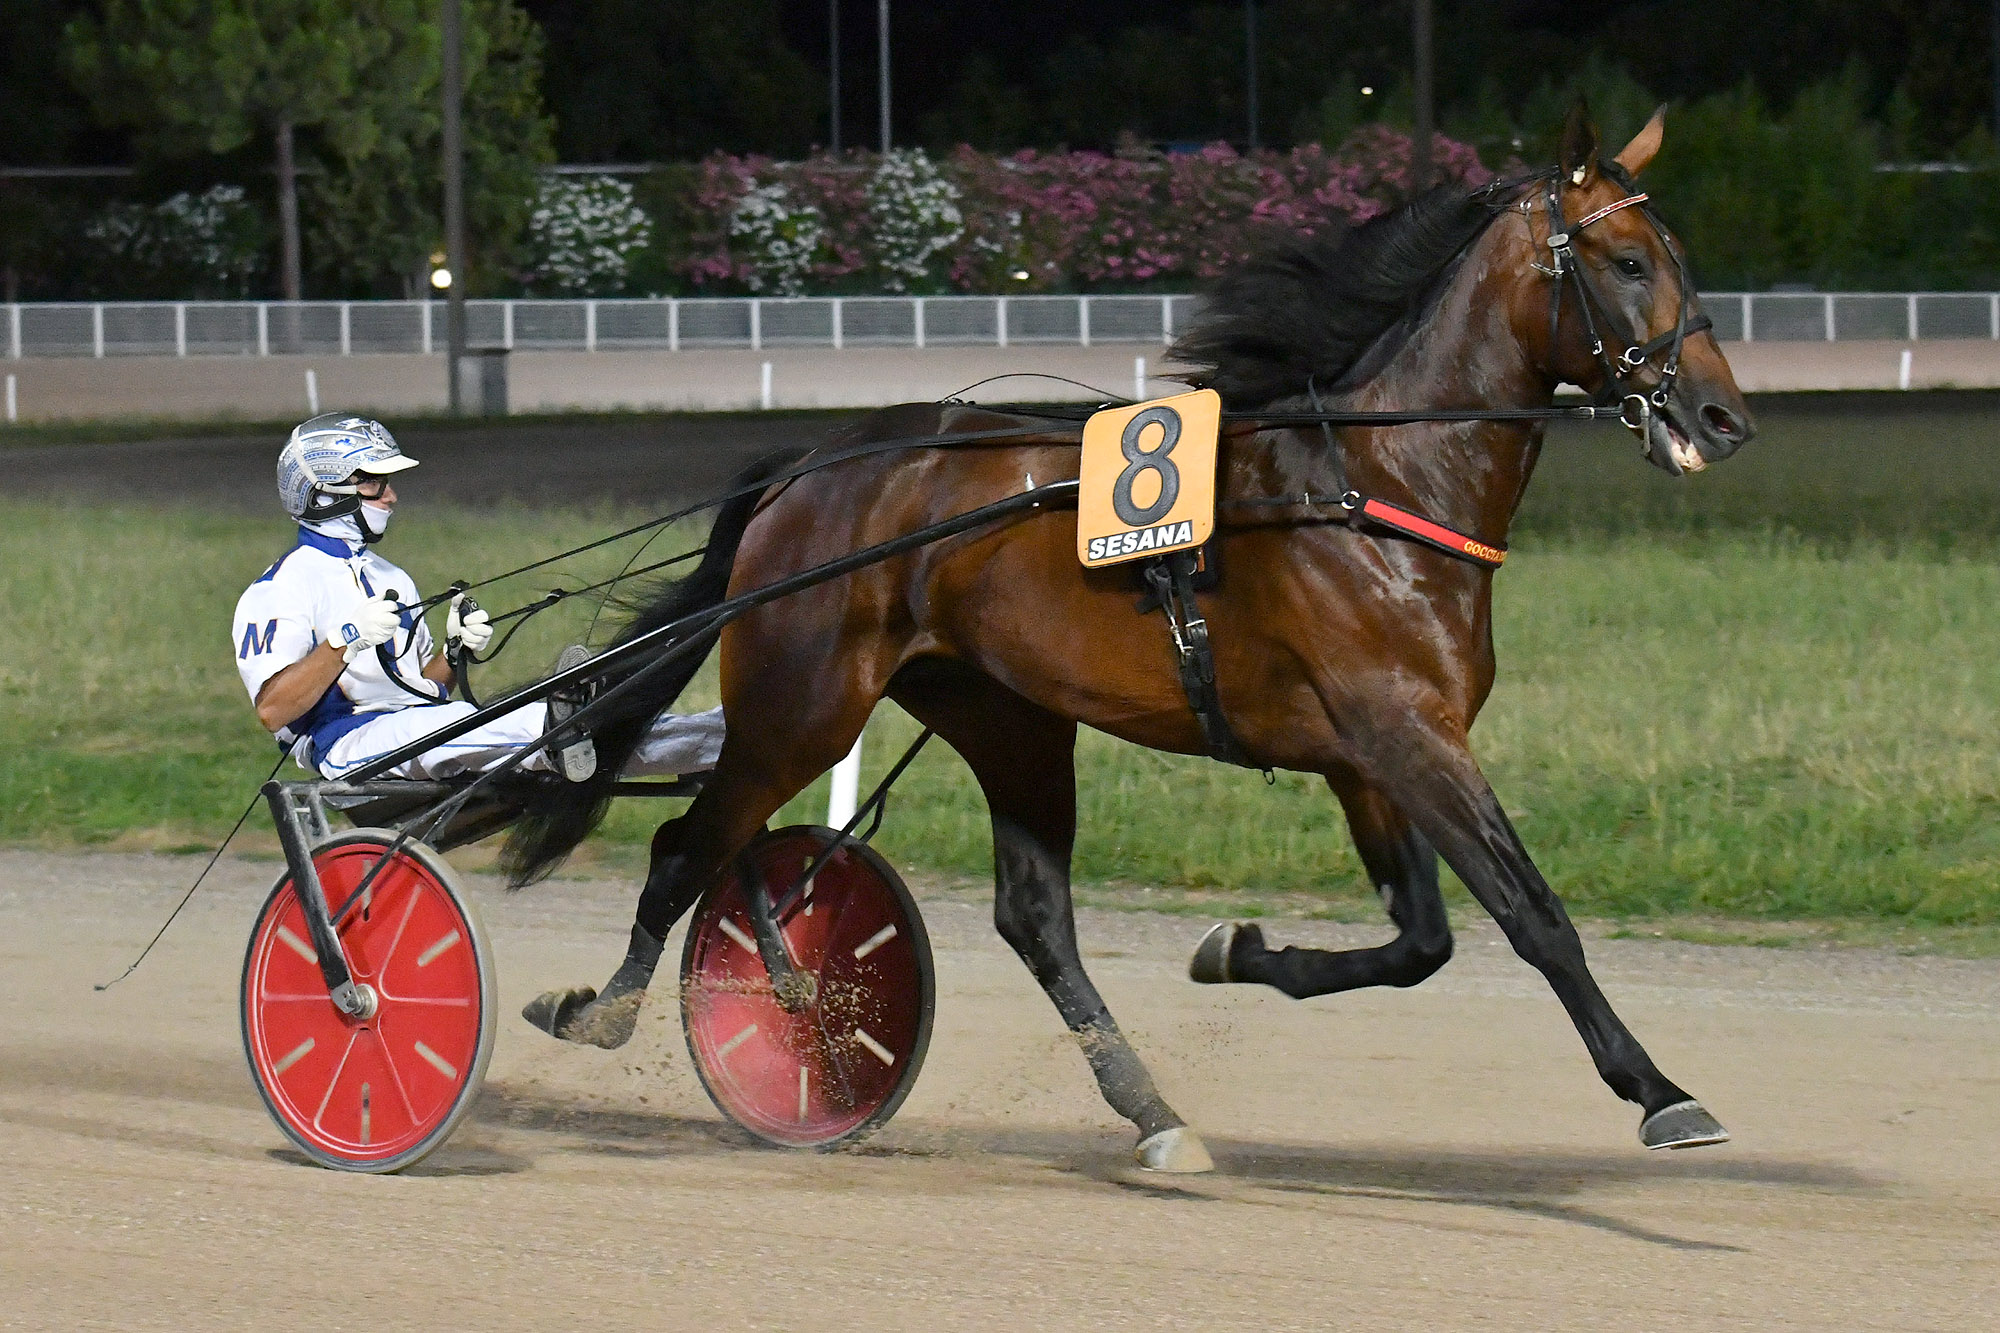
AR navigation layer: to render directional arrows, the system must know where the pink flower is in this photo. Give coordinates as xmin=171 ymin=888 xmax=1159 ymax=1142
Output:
xmin=678 ymin=129 xmax=1493 ymax=293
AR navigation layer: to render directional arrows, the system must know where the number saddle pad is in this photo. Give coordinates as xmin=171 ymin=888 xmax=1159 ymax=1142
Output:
xmin=1076 ymin=389 xmax=1221 ymax=568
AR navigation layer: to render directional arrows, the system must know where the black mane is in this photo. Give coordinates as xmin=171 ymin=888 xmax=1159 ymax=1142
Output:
xmin=1170 ymin=184 xmax=1508 ymax=409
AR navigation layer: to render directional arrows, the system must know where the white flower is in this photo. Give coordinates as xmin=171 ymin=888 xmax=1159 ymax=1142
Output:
xmin=865 ymin=149 xmax=962 ymax=292
xmin=525 ymin=175 xmax=654 ymax=296
xmin=86 ymin=186 xmax=262 ymax=290
xmin=728 ymin=183 xmax=826 ymax=295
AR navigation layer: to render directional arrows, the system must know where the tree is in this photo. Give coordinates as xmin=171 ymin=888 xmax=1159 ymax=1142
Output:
xmin=301 ymin=0 xmax=554 ymax=296
xmin=525 ymin=0 xmax=817 ymax=160
xmin=67 ymin=0 xmax=385 ymax=301
xmin=3 ymin=0 xmax=124 ymax=300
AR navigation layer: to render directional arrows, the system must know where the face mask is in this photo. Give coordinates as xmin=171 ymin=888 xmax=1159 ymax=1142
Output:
xmin=300 ymin=512 xmax=364 ymax=547
xmin=357 ymin=501 xmax=394 ymax=543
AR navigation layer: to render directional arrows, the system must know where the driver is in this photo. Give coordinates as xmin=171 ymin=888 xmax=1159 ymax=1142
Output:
xmin=231 ymin=413 xmax=724 ymax=782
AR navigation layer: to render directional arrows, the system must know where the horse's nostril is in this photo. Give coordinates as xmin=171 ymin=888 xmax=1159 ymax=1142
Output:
xmin=1700 ymin=403 xmax=1742 ymax=438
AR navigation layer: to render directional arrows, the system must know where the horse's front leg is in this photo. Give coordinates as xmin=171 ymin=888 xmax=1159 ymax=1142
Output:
xmin=1192 ymin=771 xmax=1453 ymax=995
xmin=1365 ymin=712 xmax=1729 ymax=1150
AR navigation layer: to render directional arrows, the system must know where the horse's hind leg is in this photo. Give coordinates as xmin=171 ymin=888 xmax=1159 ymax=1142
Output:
xmin=1193 ymin=772 xmax=1453 ymax=997
xmin=891 ymin=659 xmax=1211 ymax=1173
xmin=525 ymin=665 xmax=883 ymax=1050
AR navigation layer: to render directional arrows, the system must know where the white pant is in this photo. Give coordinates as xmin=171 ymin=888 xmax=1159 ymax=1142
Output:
xmin=315 ymin=701 xmax=726 ymax=781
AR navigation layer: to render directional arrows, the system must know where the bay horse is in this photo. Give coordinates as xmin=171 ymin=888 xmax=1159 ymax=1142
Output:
xmin=509 ymin=106 xmax=1754 ymax=1171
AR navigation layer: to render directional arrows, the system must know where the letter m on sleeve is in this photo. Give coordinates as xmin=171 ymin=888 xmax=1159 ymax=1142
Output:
xmin=240 ymin=618 xmax=278 ymax=659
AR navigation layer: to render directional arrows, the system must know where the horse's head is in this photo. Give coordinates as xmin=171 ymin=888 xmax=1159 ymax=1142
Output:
xmin=1525 ymin=104 xmax=1755 ymax=475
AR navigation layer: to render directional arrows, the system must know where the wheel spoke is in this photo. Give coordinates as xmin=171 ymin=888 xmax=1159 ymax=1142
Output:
xmin=372 ymin=1031 xmax=423 ymax=1122
xmin=373 ymin=865 xmax=425 ymax=971
xmin=815 ymin=859 xmax=860 ymax=965
xmin=808 ymin=1000 xmax=863 ymax=1110
xmin=309 ymin=1028 xmax=365 ymax=1132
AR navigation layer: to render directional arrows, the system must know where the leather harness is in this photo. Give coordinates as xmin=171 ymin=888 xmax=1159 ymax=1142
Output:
xmin=1143 ymin=166 xmax=1714 ymax=769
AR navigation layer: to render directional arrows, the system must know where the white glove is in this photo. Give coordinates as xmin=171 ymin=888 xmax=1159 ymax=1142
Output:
xmin=338 ymin=592 xmax=402 ymax=665
xmin=446 ymin=593 xmax=493 ymax=656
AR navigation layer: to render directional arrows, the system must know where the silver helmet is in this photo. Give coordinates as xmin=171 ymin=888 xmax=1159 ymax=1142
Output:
xmin=276 ymin=414 xmax=419 ymax=531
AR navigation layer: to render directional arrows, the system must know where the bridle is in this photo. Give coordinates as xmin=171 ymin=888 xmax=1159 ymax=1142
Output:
xmin=1523 ymin=165 xmax=1712 ymax=445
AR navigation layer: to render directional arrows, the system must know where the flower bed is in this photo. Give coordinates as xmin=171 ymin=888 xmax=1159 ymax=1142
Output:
xmin=675 ymin=128 xmax=1493 ymax=296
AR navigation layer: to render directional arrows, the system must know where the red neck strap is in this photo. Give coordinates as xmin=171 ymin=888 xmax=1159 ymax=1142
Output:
xmin=1357 ymin=498 xmax=1508 ymax=568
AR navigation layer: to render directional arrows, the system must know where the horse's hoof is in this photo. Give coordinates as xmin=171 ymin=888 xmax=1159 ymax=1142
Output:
xmin=1136 ymin=1126 xmax=1214 ymax=1174
xmin=1640 ymin=1099 xmax=1730 ymax=1150
xmin=1188 ymin=923 xmax=1235 ymax=983
xmin=522 ymin=986 xmax=596 ymax=1038
xmin=1190 ymin=922 xmax=1262 ymax=984
xmin=523 ymin=986 xmax=641 ymax=1050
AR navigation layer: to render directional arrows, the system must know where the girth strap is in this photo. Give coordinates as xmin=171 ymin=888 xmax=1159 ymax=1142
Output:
xmin=1141 ymin=551 xmax=1257 ymax=769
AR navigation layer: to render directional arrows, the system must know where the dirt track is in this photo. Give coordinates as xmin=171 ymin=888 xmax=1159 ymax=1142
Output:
xmin=3 ymin=849 xmax=1996 ymax=1331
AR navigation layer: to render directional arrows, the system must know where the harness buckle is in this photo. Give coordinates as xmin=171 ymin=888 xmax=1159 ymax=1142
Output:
xmin=1619 ymin=393 xmax=1653 ymax=437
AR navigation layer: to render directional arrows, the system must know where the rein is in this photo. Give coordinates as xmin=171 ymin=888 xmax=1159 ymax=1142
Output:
xmin=441 ymin=169 xmax=1715 ymax=666
xmin=448 ymin=393 xmax=1630 ymax=669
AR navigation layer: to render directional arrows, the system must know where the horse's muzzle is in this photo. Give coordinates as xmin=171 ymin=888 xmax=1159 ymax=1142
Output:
xmin=1644 ymin=393 xmax=1753 ymax=475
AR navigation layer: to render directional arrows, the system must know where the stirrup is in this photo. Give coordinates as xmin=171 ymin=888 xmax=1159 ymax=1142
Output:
xmin=546 ymin=645 xmax=599 ymax=783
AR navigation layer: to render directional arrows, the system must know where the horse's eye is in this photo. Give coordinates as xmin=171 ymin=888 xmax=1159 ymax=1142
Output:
xmin=1616 ymin=256 xmax=1647 ymax=279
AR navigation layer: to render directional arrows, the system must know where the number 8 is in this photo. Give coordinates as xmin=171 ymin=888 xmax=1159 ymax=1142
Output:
xmin=1111 ymin=405 xmax=1181 ymax=527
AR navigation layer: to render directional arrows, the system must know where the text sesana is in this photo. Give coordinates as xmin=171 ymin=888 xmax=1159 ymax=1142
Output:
xmin=1088 ymin=520 xmax=1197 ymax=562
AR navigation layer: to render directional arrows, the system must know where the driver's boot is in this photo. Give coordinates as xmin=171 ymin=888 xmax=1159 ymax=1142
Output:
xmin=545 ymin=644 xmax=598 ymax=783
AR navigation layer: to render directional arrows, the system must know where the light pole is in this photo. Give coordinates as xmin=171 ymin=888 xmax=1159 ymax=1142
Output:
xmin=1411 ymin=0 xmax=1434 ymax=191
xmin=830 ymin=0 xmax=842 ymax=153
xmin=1245 ymin=2 xmax=1259 ymax=152
xmin=442 ymin=0 xmax=467 ymax=413
xmin=877 ymin=0 xmax=891 ymax=153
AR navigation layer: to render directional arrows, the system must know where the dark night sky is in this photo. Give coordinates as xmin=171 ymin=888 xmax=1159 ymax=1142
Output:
xmin=763 ymin=1 xmax=1991 ymax=154
xmin=9 ymin=1 xmax=1994 ymax=165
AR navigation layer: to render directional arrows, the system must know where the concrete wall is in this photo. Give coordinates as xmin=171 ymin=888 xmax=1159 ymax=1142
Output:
xmin=5 ymin=340 xmax=2000 ymax=424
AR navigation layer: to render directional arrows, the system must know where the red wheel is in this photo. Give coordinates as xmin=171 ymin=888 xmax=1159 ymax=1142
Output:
xmin=681 ymin=826 xmax=934 ymax=1148
xmin=241 ymin=831 xmax=496 ymax=1172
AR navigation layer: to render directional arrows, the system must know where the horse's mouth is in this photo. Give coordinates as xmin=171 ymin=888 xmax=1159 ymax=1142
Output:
xmin=1646 ymin=409 xmax=1708 ymax=476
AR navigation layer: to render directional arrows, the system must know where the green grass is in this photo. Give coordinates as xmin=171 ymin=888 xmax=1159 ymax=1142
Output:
xmin=825 ymin=533 xmax=2000 ymax=929
xmin=0 ymin=406 xmax=852 ymax=450
xmin=0 ymin=500 xmax=712 ymax=847
xmin=1527 ymin=393 xmax=2000 ymax=550
xmin=4 ymin=470 xmax=1996 ymax=936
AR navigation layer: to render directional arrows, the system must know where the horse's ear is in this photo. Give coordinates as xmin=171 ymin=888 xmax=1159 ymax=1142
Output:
xmin=1613 ymin=105 xmax=1668 ymax=177
xmin=1558 ymin=101 xmax=1600 ymax=185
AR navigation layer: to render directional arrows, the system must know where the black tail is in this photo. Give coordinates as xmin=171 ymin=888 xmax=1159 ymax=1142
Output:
xmin=500 ymin=458 xmax=780 ymax=885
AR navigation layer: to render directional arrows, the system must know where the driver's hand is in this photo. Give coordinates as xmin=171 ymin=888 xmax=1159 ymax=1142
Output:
xmin=339 ymin=592 xmax=402 ymax=664
xmin=446 ymin=593 xmax=493 ymax=656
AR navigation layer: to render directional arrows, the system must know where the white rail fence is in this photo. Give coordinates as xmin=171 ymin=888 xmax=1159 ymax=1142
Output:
xmin=6 ymin=292 xmax=1999 ymax=359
